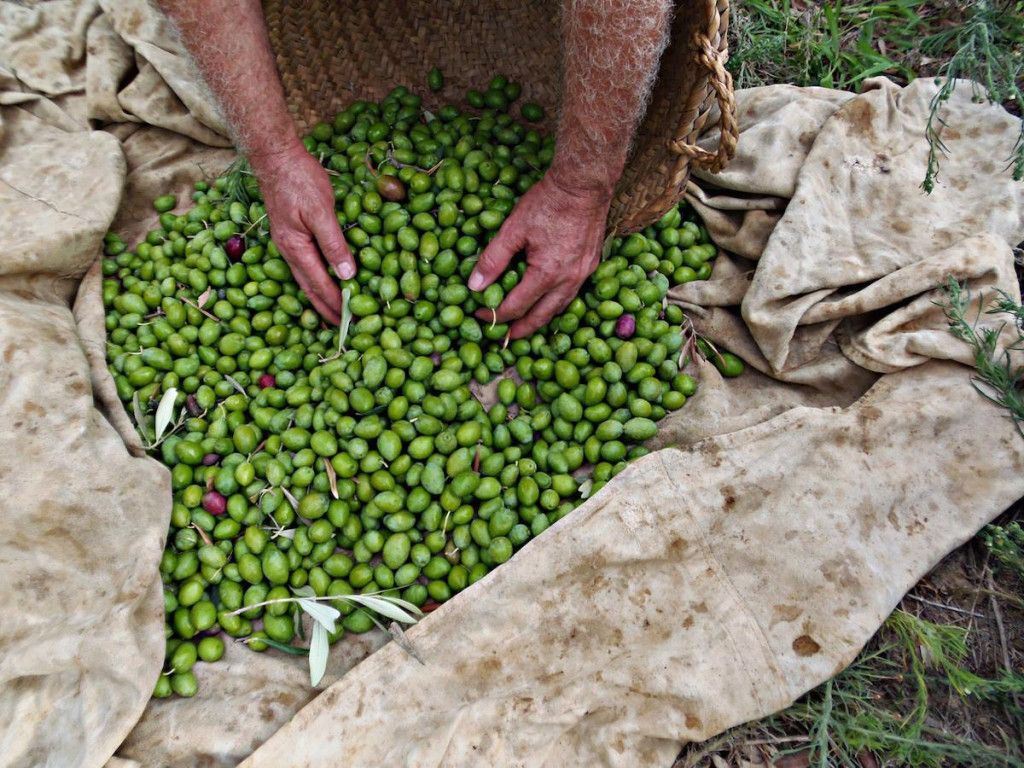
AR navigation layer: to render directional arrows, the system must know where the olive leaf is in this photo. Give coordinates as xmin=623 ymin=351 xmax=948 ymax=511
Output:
xmin=344 ymin=594 xmax=421 ymax=624
xmin=294 ymin=602 xmax=306 ymax=641
xmin=223 ymin=375 xmax=248 ymax=399
xmin=578 ymin=478 xmax=595 ymax=500
xmin=308 ymin=622 xmax=329 ymax=687
xmin=297 ymin=597 xmax=340 ymax=634
xmin=196 ymin=286 xmax=213 ymax=308
xmin=601 ymin=232 xmax=616 ymax=261
xmin=338 ymin=287 xmax=353 ymax=353
xmin=281 ymin=486 xmax=300 ymax=512
xmin=323 ymin=457 xmax=339 ymax=499
xmin=247 ymin=636 xmax=308 ymax=656
xmin=132 ymin=391 xmax=151 ymax=443
xmin=153 ymin=387 xmax=178 ymax=444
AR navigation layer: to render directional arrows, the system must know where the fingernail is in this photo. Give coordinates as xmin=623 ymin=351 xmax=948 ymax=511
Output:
xmin=468 ymin=272 xmax=485 ymax=291
xmin=339 ymin=263 xmax=355 ymax=280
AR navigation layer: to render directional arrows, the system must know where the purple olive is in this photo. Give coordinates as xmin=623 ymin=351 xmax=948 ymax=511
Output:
xmin=615 ymin=314 xmax=636 ymax=339
xmin=202 ymin=453 xmax=221 ymax=466
xmin=185 ymin=394 xmax=202 ymax=417
xmin=225 ymin=235 xmax=245 ymax=261
xmin=202 ymin=490 xmax=227 ymax=515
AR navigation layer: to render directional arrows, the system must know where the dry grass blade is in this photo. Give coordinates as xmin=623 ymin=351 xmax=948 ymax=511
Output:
xmin=323 ymin=456 xmax=339 ymax=499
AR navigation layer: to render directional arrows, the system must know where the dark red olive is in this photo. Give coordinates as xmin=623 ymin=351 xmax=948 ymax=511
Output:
xmin=225 ymin=235 xmax=245 ymax=261
xmin=376 ymin=175 xmax=407 ymax=202
xmin=202 ymin=490 xmax=227 ymax=515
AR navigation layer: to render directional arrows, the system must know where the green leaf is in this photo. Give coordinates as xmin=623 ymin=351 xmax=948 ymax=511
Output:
xmin=132 ymin=390 xmax=150 ymax=444
xmin=338 ymin=287 xmax=353 ymax=353
xmin=254 ymin=636 xmax=308 ymax=656
xmin=601 ymin=232 xmax=615 ymax=261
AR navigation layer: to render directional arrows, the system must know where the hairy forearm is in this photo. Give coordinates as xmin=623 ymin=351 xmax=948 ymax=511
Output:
xmin=157 ymin=0 xmax=299 ymax=164
xmin=551 ymin=0 xmax=673 ymax=198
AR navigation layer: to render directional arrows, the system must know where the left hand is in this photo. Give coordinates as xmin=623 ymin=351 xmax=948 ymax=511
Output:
xmin=467 ymin=175 xmax=611 ymax=338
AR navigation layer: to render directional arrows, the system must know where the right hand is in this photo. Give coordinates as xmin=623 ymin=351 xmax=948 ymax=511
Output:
xmin=250 ymin=141 xmax=356 ymax=325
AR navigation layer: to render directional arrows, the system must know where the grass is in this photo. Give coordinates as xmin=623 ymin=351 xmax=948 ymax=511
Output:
xmin=675 ymin=544 xmax=1019 ymax=765
xmin=726 ymin=0 xmax=1024 ymax=190
xmin=727 ymin=0 xmax=930 ymax=92
xmin=674 ymin=4 xmax=1024 ymax=766
xmin=921 ymin=1 xmax=1024 ymax=190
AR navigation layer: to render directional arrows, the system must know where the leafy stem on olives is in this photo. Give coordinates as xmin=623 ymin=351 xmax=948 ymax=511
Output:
xmin=133 ymin=388 xmax=188 ymax=451
xmin=678 ymin=314 xmax=724 ymax=372
xmin=227 ymin=592 xmax=422 ymax=622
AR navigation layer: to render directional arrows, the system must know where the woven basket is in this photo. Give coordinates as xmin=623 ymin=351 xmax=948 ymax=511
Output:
xmin=263 ymin=0 xmax=736 ymax=233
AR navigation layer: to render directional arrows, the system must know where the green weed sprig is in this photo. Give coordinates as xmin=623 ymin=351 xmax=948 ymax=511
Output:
xmin=940 ymin=277 xmax=1024 ymax=437
xmin=921 ymin=0 xmax=1024 ymax=192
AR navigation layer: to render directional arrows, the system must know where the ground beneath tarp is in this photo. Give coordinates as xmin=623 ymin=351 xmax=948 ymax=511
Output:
xmin=673 ymin=498 xmax=1024 ymax=768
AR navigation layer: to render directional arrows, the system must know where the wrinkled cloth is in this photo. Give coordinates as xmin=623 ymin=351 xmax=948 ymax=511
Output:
xmin=1 ymin=1 xmax=1022 ymax=767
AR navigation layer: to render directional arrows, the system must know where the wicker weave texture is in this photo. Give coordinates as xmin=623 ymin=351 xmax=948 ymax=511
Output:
xmin=263 ymin=0 xmax=734 ymax=233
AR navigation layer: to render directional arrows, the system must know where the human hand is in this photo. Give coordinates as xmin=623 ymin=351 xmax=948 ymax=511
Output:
xmin=467 ymin=175 xmax=611 ymax=338
xmin=250 ymin=142 xmax=356 ymax=325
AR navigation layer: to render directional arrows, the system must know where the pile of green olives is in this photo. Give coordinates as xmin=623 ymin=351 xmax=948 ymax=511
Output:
xmin=102 ymin=76 xmax=742 ymax=699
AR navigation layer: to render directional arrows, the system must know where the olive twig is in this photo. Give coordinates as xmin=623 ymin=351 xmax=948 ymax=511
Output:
xmin=242 ymin=214 xmax=267 ymax=237
xmin=384 ymin=147 xmax=444 ymax=176
xmin=678 ymin=315 xmax=725 ymax=370
xmin=180 ymin=296 xmax=220 ymax=323
xmin=363 ymin=152 xmax=378 ymax=178
xmin=191 ymin=523 xmax=213 ymax=548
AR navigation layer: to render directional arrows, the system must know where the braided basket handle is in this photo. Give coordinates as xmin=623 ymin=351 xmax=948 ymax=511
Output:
xmin=667 ymin=36 xmax=738 ymax=174
xmin=612 ymin=29 xmax=737 ymax=233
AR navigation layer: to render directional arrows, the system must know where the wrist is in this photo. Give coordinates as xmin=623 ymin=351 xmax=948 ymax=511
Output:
xmin=544 ymin=165 xmax=618 ymax=211
xmin=247 ymin=136 xmax=309 ymax=175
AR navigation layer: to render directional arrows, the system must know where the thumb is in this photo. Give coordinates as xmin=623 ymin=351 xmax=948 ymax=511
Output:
xmin=311 ymin=208 xmax=356 ymax=280
xmin=468 ymin=220 xmax=522 ymax=292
